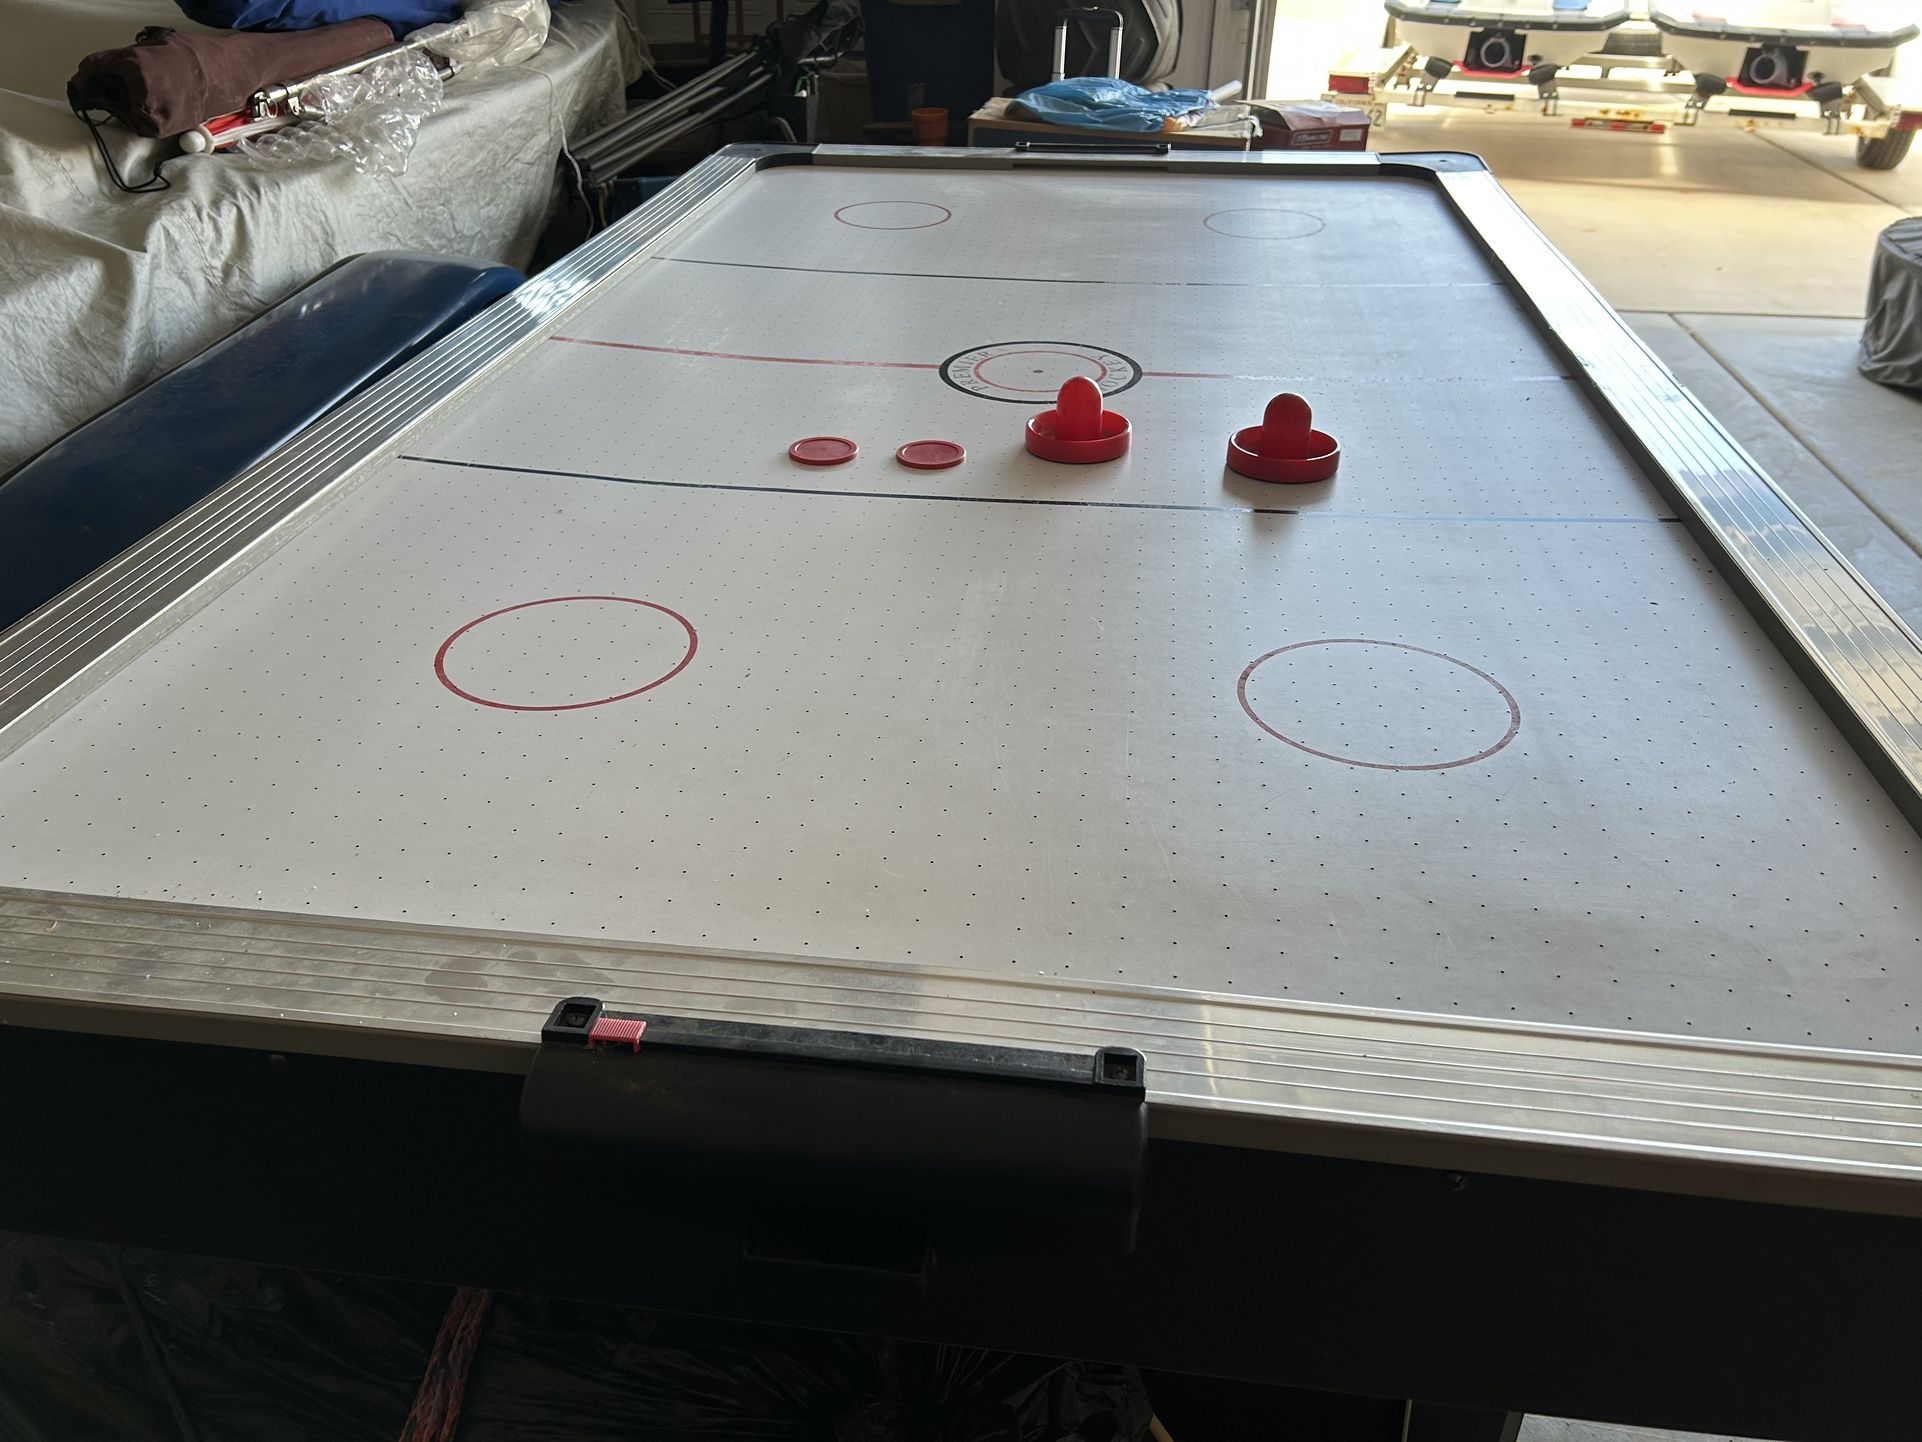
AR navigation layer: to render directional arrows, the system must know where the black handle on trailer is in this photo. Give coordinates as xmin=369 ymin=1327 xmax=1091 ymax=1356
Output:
xmin=520 ymin=997 xmax=1150 ymax=1274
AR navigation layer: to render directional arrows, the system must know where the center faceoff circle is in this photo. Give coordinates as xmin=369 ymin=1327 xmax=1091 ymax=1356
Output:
xmin=940 ymin=341 xmax=1143 ymax=404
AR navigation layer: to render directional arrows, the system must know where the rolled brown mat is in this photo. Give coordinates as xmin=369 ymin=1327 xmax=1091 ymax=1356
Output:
xmin=68 ymin=18 xmax=397 ymax=138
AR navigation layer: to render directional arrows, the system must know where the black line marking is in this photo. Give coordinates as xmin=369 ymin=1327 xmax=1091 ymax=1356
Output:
xmin=656 ymin=255 xmax=1508 ymax=292
xmin=1305 ymin=511 xmax=1681 ymax=524
xmin=400 ymin=455 xmax=1678 ymax=524
xmin=404 ymin=455 xmax=1292 ymax=514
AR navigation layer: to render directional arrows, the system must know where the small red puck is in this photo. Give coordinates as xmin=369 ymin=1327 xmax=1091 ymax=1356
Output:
xmin=788 ymin=436 xmax=859 ymax=466
xmin=895 ymin=439 xmax=966 ymax=471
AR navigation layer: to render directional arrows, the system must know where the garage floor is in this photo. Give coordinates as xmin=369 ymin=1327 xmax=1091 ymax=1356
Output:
xmin=1358 ymin=107 xmax=1921 ymax=1442
xmin=1371 ymin=107 xmax=1922 ymax=634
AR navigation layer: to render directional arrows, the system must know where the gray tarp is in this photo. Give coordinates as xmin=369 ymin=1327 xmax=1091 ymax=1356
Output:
xmin=1860 ymin=216 xmax=1922 ymax=391
xmin=0 ymin=0 xmax=639 ymax=474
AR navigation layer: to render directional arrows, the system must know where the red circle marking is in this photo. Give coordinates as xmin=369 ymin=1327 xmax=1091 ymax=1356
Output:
xmin=1202 ymin=208 xmax=1326 ymax=240
xmin=789 ymin=435 xmax=859 ymax=466
xmin=971 ymin=348 xmax=1112 ymax=395
xmin=896 ymin=439 xmax=966 ymax=470
xmin=834 ymin=201 xmax=953 ymax=230
xmin=1236 ymin=638 xmax=1521 ymax=772
xmin=434 ymin=596 xmax=698 ymax=712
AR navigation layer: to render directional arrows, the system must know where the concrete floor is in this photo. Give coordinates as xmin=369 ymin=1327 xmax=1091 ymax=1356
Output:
xmin=1358 ymin=108 xmax=1922 ymax=1442
xmin=1519 ymin=1423 xmax=1748 ymax=1442
xmin=1370 ymin=107 xmax=1922 ymax=635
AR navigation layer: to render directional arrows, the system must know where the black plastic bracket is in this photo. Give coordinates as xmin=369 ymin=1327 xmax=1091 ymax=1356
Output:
xmin=523 ymin=998 xmax=1150 ymax=1261
xmin=1014 ymin=139 xmax=1174 ymax=156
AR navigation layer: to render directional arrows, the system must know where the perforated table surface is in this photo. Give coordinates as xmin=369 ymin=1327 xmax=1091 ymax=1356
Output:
xmin=5 ymin=146 xmax=1922 ymax=1219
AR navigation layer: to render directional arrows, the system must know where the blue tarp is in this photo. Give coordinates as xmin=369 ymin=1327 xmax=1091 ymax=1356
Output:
xmin=175 ymin=0 xmax=462 ymax=30
xmin=1009 ymin=77 xmax=1218 ymax=133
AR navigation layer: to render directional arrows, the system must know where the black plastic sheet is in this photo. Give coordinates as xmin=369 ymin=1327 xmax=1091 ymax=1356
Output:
xmin=1860 ymin=217 xmax=1922 ymax=390
xmin=0 ymin=1233 xmax=1152 ymax=1441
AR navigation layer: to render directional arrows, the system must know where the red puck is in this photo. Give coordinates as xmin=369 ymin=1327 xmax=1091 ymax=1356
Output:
xmin=788 ymin=436 xmax=859 ymax=466
xmin=895 ymin=439 xmax=966 ymax=471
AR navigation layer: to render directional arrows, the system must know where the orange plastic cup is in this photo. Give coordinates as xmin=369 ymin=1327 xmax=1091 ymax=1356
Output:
xmin=910 ymin=106 xmax=949 ymax=145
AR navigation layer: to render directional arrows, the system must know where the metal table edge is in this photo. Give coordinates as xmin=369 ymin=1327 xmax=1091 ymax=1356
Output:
xmin=4 ymin=887 xmax=1922 ymax=1217
xmin=1428 ymin=164 xmax=1922 ymax=832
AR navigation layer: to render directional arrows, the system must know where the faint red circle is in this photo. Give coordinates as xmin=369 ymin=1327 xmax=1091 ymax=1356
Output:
xmin=434 ymin=595 xmax=697 ymax=712
xmin=834 ymin=201 xmax=953 ymax=230
xmin=1237 ymin=638 xmax=1521 ymax=772
xmin=1202 ymin=208 xmax=1326 ymax=239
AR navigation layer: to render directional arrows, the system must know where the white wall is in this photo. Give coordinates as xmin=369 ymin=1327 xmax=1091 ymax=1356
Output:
xmin=1166 ymin=0 xmax=1223 ymax=88
xmin=1890 ymin=0 xmax=1921 ymax=79
xmin=1263 ymin=0 xmax=1389 ymax=98
xmin=1158 ymin=0 xmax=1392 ymax=98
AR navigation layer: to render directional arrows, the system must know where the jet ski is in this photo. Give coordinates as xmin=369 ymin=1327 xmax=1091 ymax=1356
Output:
xmin=1385 ymin=0 xmax=1633 ymax=74
xmin=1650 ymin=0 xmax=1919 ymax=91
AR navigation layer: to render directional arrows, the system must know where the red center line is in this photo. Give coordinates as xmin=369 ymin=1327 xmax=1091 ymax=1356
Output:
xmin=549 ymin=334 xmax=1245 ymax=381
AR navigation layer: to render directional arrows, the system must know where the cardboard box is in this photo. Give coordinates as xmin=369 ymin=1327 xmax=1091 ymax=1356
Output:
xmin=1253 ymin=101 xmax=1370 ymax=152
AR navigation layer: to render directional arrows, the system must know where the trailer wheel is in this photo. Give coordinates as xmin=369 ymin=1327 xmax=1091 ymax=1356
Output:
xmin=1856 ymin=129 xmax=1914 ymax=170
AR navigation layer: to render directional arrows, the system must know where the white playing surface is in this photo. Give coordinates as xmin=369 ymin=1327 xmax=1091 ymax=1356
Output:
xmin=3 ymin=167 xmax=1918 ymax=1054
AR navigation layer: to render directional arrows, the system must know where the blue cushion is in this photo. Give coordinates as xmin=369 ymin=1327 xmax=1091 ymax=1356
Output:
xmin=0 ymin=252 xmax=520 ymax=632
xmin=173 ymin=0 xmax=463 ymax=31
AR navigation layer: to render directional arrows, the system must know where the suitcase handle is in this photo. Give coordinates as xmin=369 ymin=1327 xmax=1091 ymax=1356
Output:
xmin=1051 ymin=6 xmax=1125 ymax=82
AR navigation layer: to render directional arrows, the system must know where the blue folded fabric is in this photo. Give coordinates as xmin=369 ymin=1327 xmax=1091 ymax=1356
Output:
xmin=1010 ymin=77 xmax=1219 ymax=133
xmin=175 ymin=0 xmax=462 ymax=31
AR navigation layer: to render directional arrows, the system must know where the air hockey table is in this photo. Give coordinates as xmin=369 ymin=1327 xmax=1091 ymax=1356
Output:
xmin=4 ymin=145 xmax=1922 ymax=1439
